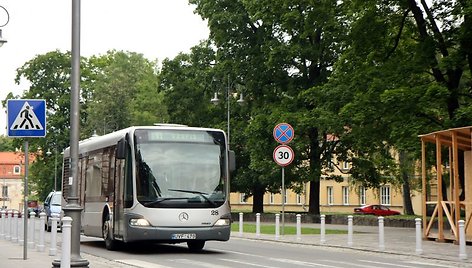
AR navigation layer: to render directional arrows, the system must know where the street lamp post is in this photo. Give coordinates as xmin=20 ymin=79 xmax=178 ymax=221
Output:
xmin=0 ymin=5 xmax=10 ymax=47
xmin=210 ymin=75 xmax=245 ymax=148
xmin=46 ymin=149 xmax=58 ymax=191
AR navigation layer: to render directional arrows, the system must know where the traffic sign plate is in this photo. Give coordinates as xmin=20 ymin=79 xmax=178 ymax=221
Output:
xmin=273 ymin=123 xmax=294 ymax=144
xmin=273 ymin=145 xmax=294 ymax=166
xmin=7 ymin=99 xmax=46 ymax=137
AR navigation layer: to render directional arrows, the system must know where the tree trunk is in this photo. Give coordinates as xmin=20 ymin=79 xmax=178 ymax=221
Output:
xmin=308 ymin=180 xmax=320 ymax=214
xmin=399 ymin=151 xmax=415 ymax=215
xmin=308 ymin=127 xmax=321 ymax=215
xmin=252 ymin=186 xmax=265 ymax=213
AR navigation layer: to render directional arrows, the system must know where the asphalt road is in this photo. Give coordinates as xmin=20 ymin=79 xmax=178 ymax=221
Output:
xmin=79 ymin=236 xmax=461 ymax=268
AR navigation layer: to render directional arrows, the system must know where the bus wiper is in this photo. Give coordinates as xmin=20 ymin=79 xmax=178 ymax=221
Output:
xmin=144 ymin=197 xmax=185 ymax=206
xmin=168 ymin=189 xmax=217 ymax=207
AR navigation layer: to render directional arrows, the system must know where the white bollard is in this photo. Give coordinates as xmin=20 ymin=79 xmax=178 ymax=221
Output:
xmin=256 ymin=213 xmax=261 ymax=238
xmin=459 ymin=220 xmax=467 ymax=260
xmin=18 ymin=217 xmax=23 ymax=246
xmin=49 ymin=213 xmax=59 ymax=256
xmin=415 ymin=218 xmax=423 ymax=254
xmin=37 ymin=212 xmax=46 ymax=252
xmin=296 ymin=214 xmax=301 ymax=241
xmin=61 ymin=216 xmax=72 ymax=268
xmin=238 ymin=213 xmax=243 ymax=237
xmin=347 ymin=215 xmax=353 ymax=246
xmin=0 ymin=210 xmax=5 ymax=239
xmin=5 ymin=211 xmax=11 ymax=241
xmin=320 ymin=214 xmax=326 ymax=244
xmin=275 ymin=214 xmax=280 ymax=240
xmin=28 ymin=211 xmax=35 ymax=249
xmin=378 ymin=216 xmax=385 ymax=250
xmin=12 ymin=211 xmax=18 ymax=243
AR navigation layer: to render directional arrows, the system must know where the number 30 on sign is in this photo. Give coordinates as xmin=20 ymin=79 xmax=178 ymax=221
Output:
xmin=273 ymin=145 xmax=295 ymax=166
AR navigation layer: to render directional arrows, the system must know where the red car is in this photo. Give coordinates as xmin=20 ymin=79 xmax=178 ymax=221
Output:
xmin=354 ymin=205 xmax=401 ymax=216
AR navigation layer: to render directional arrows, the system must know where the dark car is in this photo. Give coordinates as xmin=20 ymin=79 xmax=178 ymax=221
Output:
xmin=354 ymin=204 xmax=401 ymax=216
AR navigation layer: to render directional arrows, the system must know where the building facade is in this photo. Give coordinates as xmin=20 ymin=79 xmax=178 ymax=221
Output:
xmin=0 ymin=152 xmax=33 ymax=210
xmin=230 ymin=159 xmax=423 ymax=214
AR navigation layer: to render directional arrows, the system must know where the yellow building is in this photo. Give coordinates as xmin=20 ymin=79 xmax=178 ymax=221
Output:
xmin=230 ymin=159 xmax=423 ymax=214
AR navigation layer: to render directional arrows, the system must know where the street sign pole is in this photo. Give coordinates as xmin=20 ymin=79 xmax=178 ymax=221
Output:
xmin=281 ymin=167 xmax=285 ymax=235
xmin=23 ymin=140 xmax=28 ymax=260
xmin=273 ymin=123 xmax=295 ymax=237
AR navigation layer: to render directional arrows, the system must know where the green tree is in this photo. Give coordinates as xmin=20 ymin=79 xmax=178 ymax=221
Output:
xmin=85 ymin=50 xmax=166 ymax=136
xmin=190 ymin=0 xmax=347 ymax=213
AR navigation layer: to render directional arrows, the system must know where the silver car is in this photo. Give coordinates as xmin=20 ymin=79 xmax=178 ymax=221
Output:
xmin=43 ymin=191 xmax=62 ymax=231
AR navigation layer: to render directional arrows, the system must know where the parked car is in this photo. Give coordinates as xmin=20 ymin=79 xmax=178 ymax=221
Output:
xmin=354 ymin=205 xmax=401 ymax=216
xmin=43 ymin=191 xmax=62 ymax=231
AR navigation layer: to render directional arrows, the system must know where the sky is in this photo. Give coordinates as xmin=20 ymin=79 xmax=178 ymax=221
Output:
xmin=0 ymin=0 xmax=209 ymax=135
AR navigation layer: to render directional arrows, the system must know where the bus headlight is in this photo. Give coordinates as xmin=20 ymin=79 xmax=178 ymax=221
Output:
xmin=214 ymin=218 xmax=231 ymax=226
xmin=130 ymin=218 xmax=151 ymax=227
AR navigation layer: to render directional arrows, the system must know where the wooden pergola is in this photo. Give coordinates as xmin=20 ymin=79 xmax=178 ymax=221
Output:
xmin=419 ymin=126 xmax=472 ymax=243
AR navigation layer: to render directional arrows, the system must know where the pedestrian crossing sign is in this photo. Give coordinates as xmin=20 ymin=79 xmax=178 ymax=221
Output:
xmin=7 ymin=99 xmax=46 ymax=138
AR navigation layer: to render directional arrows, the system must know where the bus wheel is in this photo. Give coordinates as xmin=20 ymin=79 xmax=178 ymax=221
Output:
xmin=187 ymin=241 xmax=205 ymax=251
xmin=103 ymin=217 xmax=118 ymax=250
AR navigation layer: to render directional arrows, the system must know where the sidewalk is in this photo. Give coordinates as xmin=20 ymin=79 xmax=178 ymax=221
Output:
xmin=235 ymin=223 xmax=472 ymax=266
xmin=0 ymin=223 xmax=471 ymax=267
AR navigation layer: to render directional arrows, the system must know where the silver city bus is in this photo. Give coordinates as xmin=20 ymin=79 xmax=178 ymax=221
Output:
xmin=61 ymin=125 xmax=235 ymax=250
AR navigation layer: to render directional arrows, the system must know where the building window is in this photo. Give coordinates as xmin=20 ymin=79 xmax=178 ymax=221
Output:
xmin=359 ymin=186 xmax=366 ymax=205
xmin=1 ymin=185 xmax=7 ymax=197
xmin=283 ymin=189 xmax=288 ymax=204
xmin=269 ymin=193 xmax=275 ymax=204
xmin=342 ymin=161 xmax=350 ymax=170
xmin=239 ymin=193 xmax=247 ymax=204
xmin=13 ymin=165 xmax=21 ymax=174
xmin=380 ymin=186 xmax=391 ymax=205
xmin=342 ymin=186 xmax=349 ymax=205
xmin=327 ymin=186 xmax=334 ymax=205
xmin=296 ymin=194 xmax=302 ymax=204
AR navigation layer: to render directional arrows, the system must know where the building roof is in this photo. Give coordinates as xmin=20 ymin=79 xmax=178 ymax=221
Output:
xmin=419 ymin=126 xmax=472 ymax=151
xmin=0 ymin=152 xmax=25 ymax=165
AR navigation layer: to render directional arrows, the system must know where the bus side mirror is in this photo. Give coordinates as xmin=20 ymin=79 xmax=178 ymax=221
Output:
xmin=229 ymin=150 xmax=236 ymax=172
xmin=116 ymin=138 xmax=127 ymax=159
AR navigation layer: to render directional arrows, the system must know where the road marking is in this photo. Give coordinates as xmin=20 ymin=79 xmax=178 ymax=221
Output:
xmin=359 ymin=259 xmax=423 ymax=268
xmin=218 ymin=249 xmax=337 ymax=267
xmin=220 ymin=258 xmax=280 ymax=268
xmin=322 ymin=259 xmax=383 ymax=268
xmin=116 ymin=259 xmax=169 ymax=268
xmin=172 ymin=258 xmax=228 ymax=268
xmin=404 ymin=261 xmax=458 ymax=267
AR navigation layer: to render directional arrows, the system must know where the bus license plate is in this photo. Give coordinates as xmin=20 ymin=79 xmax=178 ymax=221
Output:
xmin=172 ymin=233 xmax=196 ymax=239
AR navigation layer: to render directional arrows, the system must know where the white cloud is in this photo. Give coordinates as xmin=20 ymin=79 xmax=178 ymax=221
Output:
xmin=0 ymin=0 xmax=209 ymax=135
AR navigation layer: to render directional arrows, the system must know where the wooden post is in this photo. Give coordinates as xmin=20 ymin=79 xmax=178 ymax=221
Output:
xmin=421 ymin=139 xmax=427 ymax=237
xmin=436 ymin=135 xmax=444 ymax=241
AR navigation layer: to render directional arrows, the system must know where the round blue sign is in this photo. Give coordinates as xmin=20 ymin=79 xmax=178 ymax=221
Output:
xmin=273 ymin=123 xmax=294 ymax=144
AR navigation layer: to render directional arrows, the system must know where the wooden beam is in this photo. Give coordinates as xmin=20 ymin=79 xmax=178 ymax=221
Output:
xmin=436 ymin=135 xmax=444 ymax=241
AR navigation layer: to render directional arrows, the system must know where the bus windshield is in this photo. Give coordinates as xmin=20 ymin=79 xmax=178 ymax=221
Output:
xmin=134 ymin=129 xmax=226 ymax=208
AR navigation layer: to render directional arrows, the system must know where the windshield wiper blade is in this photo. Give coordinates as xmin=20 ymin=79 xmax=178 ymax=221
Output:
xmin=168 ymin=188 xmax=217 ymax=207
xmin=144 ymin=197 xmax=184 ymax=206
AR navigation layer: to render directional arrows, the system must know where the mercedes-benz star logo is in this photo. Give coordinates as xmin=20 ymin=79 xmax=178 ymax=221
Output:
xmin=179 ymin=212 xmax=189 ymax=222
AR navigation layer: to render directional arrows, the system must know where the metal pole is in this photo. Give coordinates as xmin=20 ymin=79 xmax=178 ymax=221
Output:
xmin=296 ymin=214 xmax=301 ymax=241
xmin=275 ymin=213 xmax=280 ymax=240
xmin=238 ymin=212 xmax=243 ymax=237
xmin=23 ymin=140 xmax=28 ymax=260
xmin=281 ymin=167 xmax=285 ymax=235
xmin=415 ymin=218 xmax=423 ymax=254
xmin=54 ymin=149 xmax=58 ymax=191
xmin=227 ymin=75 xmax=230 ymax=149
xmin=53 ymin=0 xmax=88 ymax=266
xmin=255 ymin=213 xmax=260 ymax=238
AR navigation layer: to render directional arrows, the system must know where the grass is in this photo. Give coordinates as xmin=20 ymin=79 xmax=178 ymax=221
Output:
xmin=231 ymin=223 xmax=347 ymax=235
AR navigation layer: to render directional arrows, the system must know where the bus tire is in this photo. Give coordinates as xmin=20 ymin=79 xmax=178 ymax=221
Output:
xmin=103 ymin=215 xmax=119 ymax=250
xmin=187 ymin=241 xmax=205 ymax=251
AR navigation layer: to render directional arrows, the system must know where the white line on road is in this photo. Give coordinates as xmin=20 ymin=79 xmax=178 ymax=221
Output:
xmin=116 ymin=259 xmax=170 ymax=268
xmin=220 ymin=258 xmax=281 ymax=268
xmin=359 ymin=259 xmax=430 ymax=268
xmin=172 ymin=258 xmax=229 ymax=268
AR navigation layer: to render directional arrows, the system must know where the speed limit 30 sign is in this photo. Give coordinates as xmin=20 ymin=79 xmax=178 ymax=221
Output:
xmin=273 ymin=145 xmax=295 ymax=166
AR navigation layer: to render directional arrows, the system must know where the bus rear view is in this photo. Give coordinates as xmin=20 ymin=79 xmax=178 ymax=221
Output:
xmin=62 ymin=126 xmax=234 ymax=251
